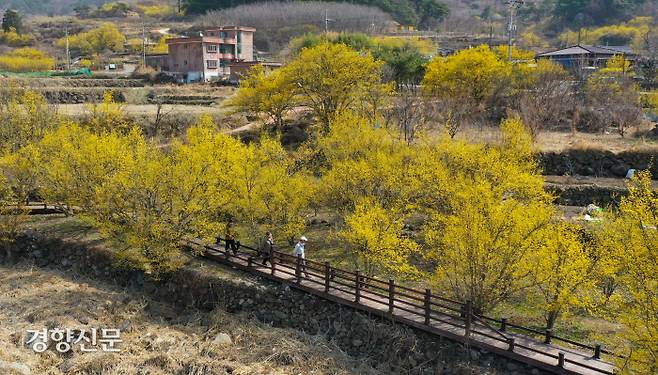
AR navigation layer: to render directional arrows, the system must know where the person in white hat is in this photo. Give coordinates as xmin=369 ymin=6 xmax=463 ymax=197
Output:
xmin=293 ymin=236 xmax=309 ymax=278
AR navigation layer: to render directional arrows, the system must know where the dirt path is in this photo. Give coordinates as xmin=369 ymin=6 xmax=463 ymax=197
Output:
xmin=226 ymin=107 xmax=311 ymax=135
xmin=227 ymin=120 xmax=259 ymax=135
xmin=544 ymin=175 xmax=658 ymax=188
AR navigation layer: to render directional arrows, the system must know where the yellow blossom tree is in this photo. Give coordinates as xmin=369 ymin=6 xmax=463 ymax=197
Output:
xmin=530 ymin=223 xmax=602 ymax=330
xmin=56 ymin=23 xmax=125 ymax=55
xmin=0 ymin=89 xmax=58 ymax=151
xmin=419 ymin=117 xmax=552 ymax=312
xmin=230 ymin=134 xmax=312 ymax=245
xmin=0 ymin=47 xmax=54 ymax=72
xmin=596 ymin=170 xmax=658 ymax=373
xmin=341 ymin=198 xmax=420 ymax=277
xmin=315 ymin=112 xmax=412 ymax=216
xmin=84 ymin=91 xmax=132 ymax=133
xmin=284 ymin=43 xmax=390 ymax=133
xmin=600 ymin=54 xmax=633 ymax=75
xmin=226 ymin=65 xmax=299 ymax=129
xmin=422 ymin=45 xmax=511 ymax=105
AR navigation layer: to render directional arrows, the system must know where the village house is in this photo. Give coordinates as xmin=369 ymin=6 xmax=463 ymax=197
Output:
xmin=157 ymin=26 xmax=256 ymax=83
xmin=535 ymin=44 xmax=637 ymax=70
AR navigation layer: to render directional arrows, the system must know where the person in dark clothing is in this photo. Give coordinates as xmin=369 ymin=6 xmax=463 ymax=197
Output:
xmin=260 ymin=231 xmax=274 ymax=266
xmin=225 ymin=222 xmax=238 ymax=255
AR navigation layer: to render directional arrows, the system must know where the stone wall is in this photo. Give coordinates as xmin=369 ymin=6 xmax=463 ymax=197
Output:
xmin=539 ymin=150 xmax=658 ymax=178
xmin=39 ymin=89 xmax=126 ymax=104
xmin=0 ymin=233 xmax=550 ymax=375
xmin=0 ymin=78 xmax=144 ymax=88
xmin=546 ymin=183 xmax=627 ymax=206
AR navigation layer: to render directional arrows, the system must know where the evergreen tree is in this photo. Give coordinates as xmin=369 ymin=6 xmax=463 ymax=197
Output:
xmin=552 ymin=0 xmax=648 ymax=27
xmin=2 ymin=10 xmax=23 ymax=34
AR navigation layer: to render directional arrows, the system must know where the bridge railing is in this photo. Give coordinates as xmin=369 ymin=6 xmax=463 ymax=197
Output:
xmin=190 ymin=237 xmax=618 ymax=375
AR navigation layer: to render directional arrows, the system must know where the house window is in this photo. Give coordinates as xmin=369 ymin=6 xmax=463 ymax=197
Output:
xmin=220 ymin=31 xmax=227 ymax=38
xmin=219 ymin=59 xmax=229 ymax=68
xmin=207 ymin=60 xmax=218 ymax=69
xmin=220 ymin=45 xmax=232 ymax=54
xmin=207 ymin=44 xmax=218 ymax=53
xmin=237 ymin=45 xmax=242 ymax=54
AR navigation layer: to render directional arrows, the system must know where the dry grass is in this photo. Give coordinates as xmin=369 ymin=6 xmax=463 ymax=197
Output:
xmin=534 ymin=128 xmax=658 ymax=153
xmin=57 ymin=103 xmax=226 ymax=117
xmin=449 ymin=124 xmax=658 ymax=153
xmin=0 ymin=262 xmax=384 ymax=375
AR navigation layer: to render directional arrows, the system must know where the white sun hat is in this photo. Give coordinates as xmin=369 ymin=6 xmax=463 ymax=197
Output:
xmin=300 ymin=236 xmax=308 ymax=241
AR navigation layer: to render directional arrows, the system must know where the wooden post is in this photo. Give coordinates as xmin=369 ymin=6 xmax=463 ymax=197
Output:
xmin=544 ymin=329 xmax=552 ymax=344
xmin=464 ymin=300 xmax=472 ymax=338
xmin=296 ymin=254 xmax=302 ymax=283
xmin=594 ymin=344 xmax=601 ymax=359
xmin=424 ymin=289 xmax=431 ymax=325
xmin=271 ymin=252 xmax=276 ymax=275
xmin=388 ymin=279 xmax=395 ymax=314
xmin=507 ymin=337 xmax=515 ymax=351
xmin=355 ymin=269 xmax=361 ymax=303
xmin=324 ymin=262 xmax=330 ymax=293
xmin=558 ymin=352 xmax=565 ymax=368
xmin=501 ymin=318 xmax=508 ymax=332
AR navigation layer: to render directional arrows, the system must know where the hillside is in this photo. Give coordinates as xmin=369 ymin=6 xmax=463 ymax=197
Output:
xmin=1 ymin=0 xmax=110 ymax=16
xmin=8 ymin=0 xmax=657 ymax=30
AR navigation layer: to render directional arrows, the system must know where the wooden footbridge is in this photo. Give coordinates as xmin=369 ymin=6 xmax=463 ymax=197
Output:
xmin=191 ymin=239 xmax=616 ymax=375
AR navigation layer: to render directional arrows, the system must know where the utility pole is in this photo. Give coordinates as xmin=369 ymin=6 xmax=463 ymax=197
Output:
xmin=142 ymin=20 xmax=147 ymax=68
xmin=65 ymin=24 xmax=70 ymax=71
xmin=324 ymin=9 xmax=334 ymax=43
xmin=489 ymin=23 xmax=493 ymax=46
xmin=506 ymin=0 xmax=524 ymax=62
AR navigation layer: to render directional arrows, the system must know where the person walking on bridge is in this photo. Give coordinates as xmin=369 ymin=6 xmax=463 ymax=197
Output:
xmin=294 ymin=236 xmax=309 ymax=278
xmin=224 ymin=221 xmax=238 ymax=255
xmin=260 ymin=231 xmax=274 ymax=266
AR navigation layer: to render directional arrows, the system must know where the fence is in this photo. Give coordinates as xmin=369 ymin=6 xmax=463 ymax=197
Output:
xmin=189 ymin=237 xmax=618 ymax=375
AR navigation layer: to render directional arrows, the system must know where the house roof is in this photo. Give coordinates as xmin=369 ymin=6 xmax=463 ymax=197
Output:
xmin=599 ymin=45 xmax=633 ymax=54
xmin=165 ymin=36 xmax=202 ymax=44
xmin=536 ymin=44 xmax=635 ymax=58
xmin=206 ymin=26 xmax=256 ymax=32
xmin=165 ymin=26 xmax=256 ymax=44
xmin=229 ymin=61 xmax=282 ymax=67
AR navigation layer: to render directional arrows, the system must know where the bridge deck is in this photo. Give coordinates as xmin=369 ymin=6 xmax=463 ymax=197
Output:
xmin=194 ymin=243 xmax=615 ymax=375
